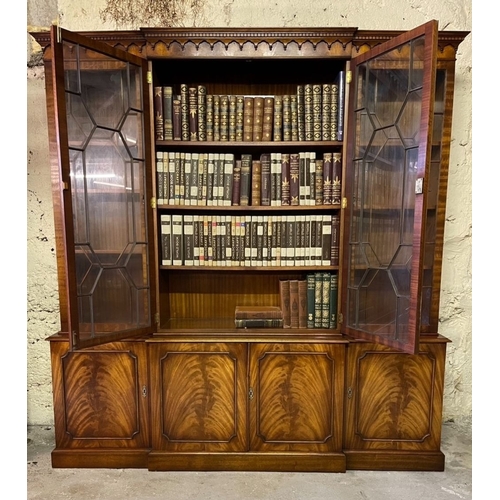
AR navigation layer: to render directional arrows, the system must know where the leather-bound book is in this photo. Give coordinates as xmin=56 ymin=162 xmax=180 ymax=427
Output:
xmin=172 ymin=95 xmax=182 ymax=141
xmin=315 ymin=158 xmax=324 ymax=205
xmin=229 ymin=95 xmax=237 ymax=141
xmin=154 ymin=86 xmax=164 ymax=140
xmin=321 ymin=83 xmax=331 ymax=141
xmin=205 ymin=94 xmax=214 ymax=141
xmin=243 ymin=97 xmax=254 ymax=141
xmin=306 ymin=273 xmax=315 ymax=328
xmin=160 ymin=214 xmax=172 ymax=265
xmin=223 ymin=153 xmax=235 ymax=206
xmin=180 ymin=83 xmax=190 ymax=141
xmin=260 ymin=153 xmax=271 ymax=206
xmin=312 ymin=83 xmax=322 ymax=141
xmin=280 ymin=153 xmax=291 ymax=206
xmin=322 ymin=152 xmax=333 ymax=205
xmin=197 ymin=85 xmax=207 ymax=141
xmin=320 ymin=272 xmax=331 ymax=328
xmin=290 ymin=95 xmax=298 ymax=141
xmin=273 ymin=95 xmax=283 ymax=141
xmin=329 ymin=272 xmax=338 ymax=329
xmin=219 ymin=95 xmax=229 ymax=142
xmin=262 ymin=97 xmax=274 ymax=141
xmin=332 ymin=152 xmax=342 ymax=204
xmin=330 ymin=214 xmax=340 ymax=266
xmin=289 ymin=153 xmax=300 ymax=206
xmin=289 ymin=280 xmax=300 ymax=328
xmin=279 ymin=280 xmax=291 ymax=328
xmin=172 ymin=214 xmax=183 ymax=265
xmin=239 ymin=154 xmax=252 ymax=206
xmin=235 ymin=305 xmax=283 ymax=320
xmin=298 ymin=279 xmax=307 ymax=328
xmin=162 ymin=86 xmax=173 ymax=140
xmin=321 ymin=214 xmax=332 ymax=266
xmin=183 ymin=214 xmax=194 ymax=266
xmin=282 ymin=95 xmax=291 ymax=141
xmin=236 ymin=95 xmax=244 ymax=141
xmin=253 ymin=96 xmax=265 ymax=141
xmin=304 ymin=84 xmax=314 ymax=141
xmin=251 ymin=160 xmax=262 ymax=206
xmin=297 ymin=85 xmax=305 ymax=141
xmin=231 ymin=160 xmax=241 ymax=206
xmin=331 ymin=82 xmax=339 ymax=141
xmin=213 ymin=94 xmax=220 ymax=141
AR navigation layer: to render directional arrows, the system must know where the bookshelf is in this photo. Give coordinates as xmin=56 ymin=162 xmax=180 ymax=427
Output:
xmin=31 ymin=23 xmax=468 ymax=472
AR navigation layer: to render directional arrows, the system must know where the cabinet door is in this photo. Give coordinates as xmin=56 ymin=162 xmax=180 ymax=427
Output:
xmin=50 ymin=340 xmax=150 ymax=467
xmin=249 ymin=343 xmax=345 ymax=453
xmin=49 ymin=26 xmax=156 ymax=350
xmin=342 ymin=21 xmax=438 ymax=354
xmin=343 ymin=341 xmax=446 ymax=470
xmin=150 ymin=342 xmax=248 ymax=452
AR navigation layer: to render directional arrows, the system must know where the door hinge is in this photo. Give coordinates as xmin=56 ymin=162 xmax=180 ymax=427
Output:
xmin=346 ymin=71 xmax=352 ymax=84
xmin=338 ymin=313 xmax=343 ymax=325
xmin=150 ymin=197 xmax=156 ymax=209
xmin=147 ymin=71 xmax=152 ymax=84
xmin=342 ymin=197 xmax=348 ymax=209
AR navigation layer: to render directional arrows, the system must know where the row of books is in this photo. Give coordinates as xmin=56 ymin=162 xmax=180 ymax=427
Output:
xmin=279 ymin=273 xmax=338 ymax=329
xmin=156 ymin=151 xmax=342 ymax=207
xmin=160 ymin=214 xmax=340 ymax=267
xmin=153 ymin=75 xmax=346 ymax=143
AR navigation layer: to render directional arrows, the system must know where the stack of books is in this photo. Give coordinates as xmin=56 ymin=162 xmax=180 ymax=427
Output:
xmin=234 ymin=306 xmax=283 ymax=328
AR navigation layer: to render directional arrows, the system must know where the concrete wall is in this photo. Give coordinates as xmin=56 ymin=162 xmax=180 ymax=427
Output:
xmin=27 ymin=0 xmax=472 ymax=426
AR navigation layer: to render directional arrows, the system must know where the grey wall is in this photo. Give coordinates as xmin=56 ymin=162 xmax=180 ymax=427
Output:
xmin=27 ymin=0 xmax=472 ymax=427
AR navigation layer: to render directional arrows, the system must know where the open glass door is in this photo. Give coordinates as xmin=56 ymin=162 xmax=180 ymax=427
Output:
xmin=342 ymin=21 xmax=438 ymax=354
xmin=50 ymin=26 xmax=155 ymax=350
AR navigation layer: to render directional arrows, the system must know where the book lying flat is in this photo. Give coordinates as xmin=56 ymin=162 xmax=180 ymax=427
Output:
xmin=235 ymin=318 xmax=284 ymax=328
xmin=234 ymin=305 xmax=283 ymax=320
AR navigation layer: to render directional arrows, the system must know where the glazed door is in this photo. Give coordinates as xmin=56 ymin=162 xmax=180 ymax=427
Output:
xmin=50 ymin=26 xmax=155 ymax=349
xmin=342 ymin=21 xmax=438 ymax=354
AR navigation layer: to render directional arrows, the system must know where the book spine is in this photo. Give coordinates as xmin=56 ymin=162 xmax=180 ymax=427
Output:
xmin=308 ymin=151 xmax=316 ymax=205
xmin=323 ymin=152 xmax=333 ymax=205
xmin=250 ymin=215 xmax=258 ymax=266
xmin=183 ymin=215 xmax=194 ymax=266
xmin=298 ymin=279 xmax=307 ymax=328
xmin=190 ymin=152 xmax=199 ymax=205
xmin=236 ymin=95 xmax=244 ymax=142
xmin=306 ymin=273 xmax=315 ymax=328
xmin=220 ymin=95 xmax=230 ymax=142
xmin=156 ymin=151 xmax=165 ymax=205
xmin=193 ymin=214 xmax=200 ymax=266
xmin=202 ymin=215 xmax=210 ymax=266
xmin=280 ymin=153 xmax=290 ymax=206
xmin=315 ymin=158 xmax=324 ymax=205
xmin=180 ymin=84 xmax=190 ymax=141
xmin=188 ymin=87 xmax=198 ymax=141
xmin=253 ymin=96 xmax=264 ymax=141
xmin=286 ymin=215 xmax=296 ymax=266
xmin=322 ymin=214 xmax=332 ymax=266
xmin=172 ymin=95 xmax=182 ymax=141
xmin=232 ymin=160 xmax=241 ymax=206
xmin=312 ymin=83 xmax=322 ymax=141
xmin=289 ymin=153 xmax=300 ymax=206
xmin=183 ymin=152 xmax=192 ymax=206
xmin=199 ymin=153 xmax=208 ymax=205
xmin=321 ymin=272 xmax=331 ymax=328
xmin=299 ymin=152 xmax=307 ymax=205
xmin=290 ymin=94 xmax=298 ymax=141
xmin=256 ymin=215 xmax=264 ymax=266
xmin=321 ymin=83 xmax=331 ymax=141
xmin=243 ymin=97 xmax=254 ymax=141
xmin=251 ymin=160 xmax=262 ymax=206
xmin=223 ymin=153 xmax=234 ymax=206
xmin=244 ymin=215 xmax=252 ymax=267
xmin=332 ymin=152 xmax=342 ymax=205
xmin=213 ymin=94 xmax=220 ymax=141
xmin=154 ymin=86 xmax=164 ymax=140
xmin=329 ymin=272 xmax=338 ymax=329
xmin=229 ymin=94 xmax=237 ymax=141
xmin=172 ymin=214 xmax=183 ymax=265
xmin=314 ymin=272 xmax=322 ymax=328
xmin=282 ymin=95 xmax=291 ymax=141
xmin=260 ymin=153 xmax=271 ymax=206
xmin=235 ymin=318 xmax=284 ymax=328
xmin=163 ymin=86 xmax=173 ymax=140
xmin=160 ymin=214 xmax=172 ymax=265
xmin=331 ymin=82 xmax=339 ymax=141
xmin=331 ymin=214 xmax=340 ymax=266
xmin=262 ymin=97 xmax=274 ymax=141
xmin=279 ymin=280 xmax=291 ymax=328
xmin=206 ymin=94 xmax=214 ymax=141
xmin=337 ymin=71 xmax=346 ymax=141
xmin=290 ymin=280 xmax=300 ymax=328
xmin=206 ymin=153 xmax=215 ymax=206
xmin=197 ymin=85 xmax=206 ymax=141
xmin=224 ymin=215 xmax=232 ymax=265
xmin=239 ymin=154 xmax=252 ymax=206
xmin=273 ymin=95 xmax=283 ymax=141
xmin=168 ymin=154 xmax=176 ymax=204
xmin=297 ymin=85 xmax=305 ymax=141
xmin=304 ymin=84 xmax=314 ymax=141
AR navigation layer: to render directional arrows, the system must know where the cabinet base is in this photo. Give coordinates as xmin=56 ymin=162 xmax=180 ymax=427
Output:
xmin=345 ymin=450 xmax=445 ymax=471
xmin=148 ymin=452 xmax=347 ymax=472
xmin=51 ymin=449 xmax=150 ymax=469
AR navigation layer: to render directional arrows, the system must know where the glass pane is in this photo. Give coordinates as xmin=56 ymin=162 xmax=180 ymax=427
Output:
xmin=63 ymin=41 xmax=150 ymax=339
xmin=347 ymin=36 xmax=426 ymax=344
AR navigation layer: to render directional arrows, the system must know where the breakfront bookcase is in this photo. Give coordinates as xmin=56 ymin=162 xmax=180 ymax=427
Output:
xmin=30 ymin=21 xmax=468 ymax=472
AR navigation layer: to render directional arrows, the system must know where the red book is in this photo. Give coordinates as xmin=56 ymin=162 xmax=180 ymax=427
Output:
xmin=281 ymin=153 xmax=290 ymax=206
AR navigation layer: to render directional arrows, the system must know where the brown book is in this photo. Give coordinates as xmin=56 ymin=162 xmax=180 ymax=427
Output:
xmin=304 ymin=83 xmax=314 ymax=141
xmin=172 ymin=95 xmax=182 ymax=141
xmin=206 ymin=94 xmax=214 ymax=141
xmin=262 ymin=97 xmax=274 ymax=141
xmin=315 ymin=158 xmax=324 ymax=205
xmin=213 ymin=94 xmax=220 ymax=141
xmin=298 ymin=279 xmax=307 ymax=328
xmin=323 ymin=152 xmax=333 ymax=204
xmin=281 ymin=153 xmax=290 ymax=206
xmin=282 ymin=94 xmax=291 ymax=141
xmin=279 ymin=280 xmax=291 ymax=328
xmin=154 ymin=86 xmax=164 ymax=140
xmin=235 ymin=305 xmax=283 ymax=320
xmin=229 ymin=94 xmax=237 ymax=141
xmin=162 ymin=86 xmax=173 ymax=140
xmin=260 ymin=153 xmax=271 ymax=206
xmin=290 ymin=280 xmax=300 ymax=328
xmin=332 ymin=152 xmax=342 ymax=204
xmin=251 ymin=160 xmax=262 ymax=206
xmin=253 ymin=96 xmax=265 ymax=141
xmin=297 ymin=85 xmax=305 ymax=141
xmin=236 ymin=95 xmax=244 ymax=141
xmin=180 ymin=83 xmax=190 ymax=141
xmin=220 ymin=95 xmax=229 ymax=141
xmin=231 ymin=160 xmax=241 ymax=206
xmin=239 ymin=154 xmax=252 ymax=206
xmin=188 ymin=86 xmax=199 ymax=141
xmin=243 ymin=97 xmax=254 ymax=141
xmin=289 ymin=153 xmax=300 ymax=206
xmin=273 ymin=95 xmax=283 ymax=141
xmin=197 ymin=85 xmax=207 ymax=141
xmin=290 ymin=95 xmax=298 ymax=141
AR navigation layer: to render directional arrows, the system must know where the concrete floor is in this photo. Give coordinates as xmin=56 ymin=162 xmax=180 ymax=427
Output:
xmin=27 ymin=421 xmax=471 ymax=500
